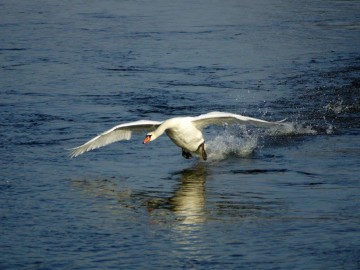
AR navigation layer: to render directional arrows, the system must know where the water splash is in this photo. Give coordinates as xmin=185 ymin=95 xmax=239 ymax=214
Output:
xmin=206 ymin=126 xmax=259 ymax=161
xmin=266 ymin=122 xmax=317 ymax=136
xmin=205 ymin=121 xmax=320 ymax=161
xmin=324 ymin=99 xmax=358 ymax=114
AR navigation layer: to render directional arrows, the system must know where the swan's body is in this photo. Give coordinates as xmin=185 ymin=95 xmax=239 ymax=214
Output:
xmin=69 ymin=111 xmax=287 ymax=160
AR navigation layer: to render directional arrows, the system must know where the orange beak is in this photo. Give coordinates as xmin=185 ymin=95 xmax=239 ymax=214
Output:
xmin=143 ymin=135 xmax=151 ymax=144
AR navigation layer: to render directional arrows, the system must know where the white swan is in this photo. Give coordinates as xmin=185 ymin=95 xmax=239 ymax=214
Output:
xmin=69 ymin=111 xmax=287 ymax=160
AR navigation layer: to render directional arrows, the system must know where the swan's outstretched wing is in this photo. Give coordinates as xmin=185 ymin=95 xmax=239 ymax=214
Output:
xmin=69 ymin=120 xmax=162 ymax=158
xmin=192 ymin=111 xmax=287 ymax=129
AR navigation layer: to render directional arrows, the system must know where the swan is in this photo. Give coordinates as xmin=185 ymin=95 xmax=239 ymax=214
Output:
xmin=69 ymin=111 xmax=287 ymax=160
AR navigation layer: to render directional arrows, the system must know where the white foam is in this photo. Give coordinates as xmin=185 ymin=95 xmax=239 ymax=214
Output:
xmin=205 ymin=121 xmax=319 ymax=161
xmin=266 ymin=122 xmax=317 ymax=136
xmin=206 ymin=126 xmax=258 ymax=161
xmin=324 ymin=100 xmax=350 ymax=114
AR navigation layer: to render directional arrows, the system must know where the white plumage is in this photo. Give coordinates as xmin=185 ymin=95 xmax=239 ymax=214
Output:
xmin=69 ymin=111 xmax=287 ymax=160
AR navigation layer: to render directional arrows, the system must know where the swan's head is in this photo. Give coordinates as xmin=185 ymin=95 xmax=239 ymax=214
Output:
xmin=143 ymin=132 xmax=155 ymax=144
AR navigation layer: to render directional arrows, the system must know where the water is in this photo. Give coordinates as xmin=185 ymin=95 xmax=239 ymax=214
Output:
xmin=1 ymin=0 xmax=359 ymax=269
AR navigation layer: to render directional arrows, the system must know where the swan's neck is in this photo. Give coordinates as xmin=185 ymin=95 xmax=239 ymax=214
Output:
xmin=152 ymin=124 xmax=168 ymax=140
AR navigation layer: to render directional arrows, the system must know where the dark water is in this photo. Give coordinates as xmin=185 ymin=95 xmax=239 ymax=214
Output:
xmin=1 ymin=0 xmax=360 ymax=269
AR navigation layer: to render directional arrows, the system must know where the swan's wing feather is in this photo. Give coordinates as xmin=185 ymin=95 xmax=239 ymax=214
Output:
xmin=192 ymin=111 xmax=286 ymax=129
xmin=69 ymin=120 xmax=162 ymax=158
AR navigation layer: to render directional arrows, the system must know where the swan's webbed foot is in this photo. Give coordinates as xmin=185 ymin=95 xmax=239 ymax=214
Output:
xmin=198 ymin=142 xmax=207 ymax=161
xmin=182 ymin=149 xmax=193 ymax=159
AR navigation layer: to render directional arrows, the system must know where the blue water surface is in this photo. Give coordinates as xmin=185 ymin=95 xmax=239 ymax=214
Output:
xmin=1 ymin=0 xmax=359 ymax=269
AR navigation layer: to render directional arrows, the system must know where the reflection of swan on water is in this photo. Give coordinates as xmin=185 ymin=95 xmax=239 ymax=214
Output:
xmin=167 ymin=164 xmax=208 ymax=227
xmin=70 ymin=164 xmax=210 ymax=228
